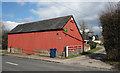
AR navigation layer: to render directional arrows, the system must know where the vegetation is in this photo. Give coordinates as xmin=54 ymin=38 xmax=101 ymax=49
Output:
xmin=26 ymin=53 xmax=33 ymax=55
xmin=94 ymin=35 xmax=99 ymax=40
xmin=0 ymin=23 xmax=9 ymax=50
xmin=0 ymin=22 xmax=2 ymax=49
xmin=79 ymin=20 xmax=87 ymax=40
xmin=65 ymin=47 xmax=102 ymax=59
xmin=82 ymin=47 xmax=102 ymax=55
xmin=99 ymin=2 xmax=120 ymax=61
xmin=2 ymin=29 xmax=8 ymax=50
xmin=65 ymin=54 xmax=82 ymax=59
xmin=2 ymin=50 xmax=8 ymax=53
xmin=104 ymin=60 xmax=120 ymax=71
xmin=88 ymin=40 xmax=97 ymax=49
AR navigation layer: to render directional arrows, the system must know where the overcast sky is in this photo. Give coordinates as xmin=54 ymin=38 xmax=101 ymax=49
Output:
xmin=2 ymin=0 xmax=117 ymax=36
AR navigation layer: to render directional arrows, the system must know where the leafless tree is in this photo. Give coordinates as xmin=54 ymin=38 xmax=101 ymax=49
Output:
xmin=79 ymin=20 xmax=88 ymax=40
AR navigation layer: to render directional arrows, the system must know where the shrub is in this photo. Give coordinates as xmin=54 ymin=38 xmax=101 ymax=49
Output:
xmin=88 ymin=40 xmax=97 ymax=49
xmin=99 ymin=2 xmax=120 ymax=61
xmin=2 ymin=31 xmax=8 ymax=50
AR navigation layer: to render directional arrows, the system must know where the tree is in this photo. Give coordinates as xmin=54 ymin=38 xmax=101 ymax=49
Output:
xmin=99 ymin=2 xmax=120 ymax=61
xmin=95 ymin=35 xmax=99 ymax=40
xmin=79 ymin=20 xmax=87 ymax=40
xmin=2 ymin=29 xmax=8 ymax=50
xmin=0 ymin=22 xmax=2 ymax=49
xmin=1 ymin=23 xmax=8 ymax=50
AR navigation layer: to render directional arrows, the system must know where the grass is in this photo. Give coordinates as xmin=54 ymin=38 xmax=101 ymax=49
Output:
xmin=26 ymin=53 xmax=33 ymax=55
xmin=65 ymin=47 xmax=102 ymax=59
xmin=39 ymin=54 xmax=47 ymax=57
xmin=104 ymin=61 xmax=120 ymax=71
xmin=65 ymin=54 xmax=82 ymax=59
xmin=2 ymin=50 xmax=8 ymax=53
xmin=108 ymin=61 xmax=120 ymax=65
xmin=85 ymin=47 xmax=102 ymax=54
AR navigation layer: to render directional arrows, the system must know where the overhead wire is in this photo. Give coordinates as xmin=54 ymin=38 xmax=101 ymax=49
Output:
xmin=53 ymin=2 xmax=91 ymax=18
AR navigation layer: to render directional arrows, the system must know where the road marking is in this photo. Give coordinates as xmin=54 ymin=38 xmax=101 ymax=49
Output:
xmin=6 ymin=62 xmax=18 ymax=66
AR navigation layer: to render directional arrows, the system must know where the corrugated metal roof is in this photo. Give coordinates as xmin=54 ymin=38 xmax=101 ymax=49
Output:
xmin=9 ymin=15 xmax=72 ymax=34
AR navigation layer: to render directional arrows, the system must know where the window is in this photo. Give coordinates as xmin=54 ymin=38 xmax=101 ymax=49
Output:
xmin=59 ymin=37 xmax=62 ymax=39
xmin=65 ymin=34 xmax=67 ymax=37
xmin=70 ymin=21 xmax=73 ymax=23
xmin=57 ymin=33 xmax=59 ymax=35
xmin=70 ymin=29 xmax=73 ymax=31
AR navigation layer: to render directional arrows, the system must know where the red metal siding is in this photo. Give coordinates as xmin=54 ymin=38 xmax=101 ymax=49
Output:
xmin=8 ymin=17 xmax=83 ymax=54
xmin=8 ymin=31 xmax=63 ymax=54
xmin=62 ymin=17 xmax=83 ymax=48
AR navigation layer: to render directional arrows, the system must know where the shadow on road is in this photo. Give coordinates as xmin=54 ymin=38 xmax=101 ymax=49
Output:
xmin=86 ymin=52 xmax=120 ymax=71
xmin=86 ymin=53 xmax=107 ymax=61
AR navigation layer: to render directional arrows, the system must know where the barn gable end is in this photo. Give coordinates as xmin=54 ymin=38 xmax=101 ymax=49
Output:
xmin=63 ymin=16 xmax=83 ymax=42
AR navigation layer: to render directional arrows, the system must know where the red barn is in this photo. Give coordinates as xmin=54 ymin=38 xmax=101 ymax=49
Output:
xmin=8 ymin=15 xmax=84 ymax=57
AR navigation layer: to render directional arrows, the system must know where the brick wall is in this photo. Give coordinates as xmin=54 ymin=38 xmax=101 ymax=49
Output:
xmin=8 ymin=47 xmax=22 ymax=54
xmin=68 ymin=49 xmax=83 ymax=56
xmin=34 ymin=49 xmax=50 ymax=56
xmin=8 ymin=47 xmax=84 ymax=58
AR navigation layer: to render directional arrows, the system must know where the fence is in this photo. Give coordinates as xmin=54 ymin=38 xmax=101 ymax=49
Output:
xmin=65 ymin=45 xmax=83 ymax=57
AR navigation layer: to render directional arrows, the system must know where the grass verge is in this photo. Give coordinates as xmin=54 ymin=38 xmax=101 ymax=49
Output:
xmin=65 ymin=47 xmax=102 ymax=59
xmin=2 ymin=50 xmax=8 ymax=53
xmin=83 ymin=47 xmax=102 ymax=54
xmin=65 ymin=54 xmax=82 ymax=59
xmin=104 ymin=61 xmax=120 ymax=71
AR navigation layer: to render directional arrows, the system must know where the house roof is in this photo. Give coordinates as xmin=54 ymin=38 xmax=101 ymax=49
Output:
xmin=9 ymin=15 xmax=72 ymax=34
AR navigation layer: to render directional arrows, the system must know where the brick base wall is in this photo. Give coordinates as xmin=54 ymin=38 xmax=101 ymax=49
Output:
xmin=8 ymin=47 xmax=22 ymax=54
xmin=34 ymin=49 xmax=50 ymax=56
xmin=68 ymin=49 xmax=83 ymax=56
xmin=8 ymin=47 xmax=84 ymax=58
xmin=34 ymin=49 xmax=65 ymax=58
xmin=56 ymin=51 xmax=65 ymax=58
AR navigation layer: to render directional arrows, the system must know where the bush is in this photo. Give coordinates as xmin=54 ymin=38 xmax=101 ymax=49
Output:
xmin=99 ymin=2 xmax=120 ymax=61
xmin=2 ymin=31 xmax=8 ymax=50
xmin=88 ymin=40 xmax=97 ymax=49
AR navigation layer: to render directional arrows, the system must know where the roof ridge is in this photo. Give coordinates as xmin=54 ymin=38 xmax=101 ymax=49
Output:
xmin=18 ymin=15 xmax=73 ymax=26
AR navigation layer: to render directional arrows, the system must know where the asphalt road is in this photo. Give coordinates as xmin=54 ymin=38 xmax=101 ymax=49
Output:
xmin=2 ymin=55 xmax=107 ymax=71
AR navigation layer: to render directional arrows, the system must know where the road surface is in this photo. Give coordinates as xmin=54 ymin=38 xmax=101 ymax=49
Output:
xmin=2 ymin=55 xmax=107 ymax=71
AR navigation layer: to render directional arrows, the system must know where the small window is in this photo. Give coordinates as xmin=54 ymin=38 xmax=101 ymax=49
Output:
xmin=65 ymin=34 xmax=67 ymax=37
xmin=57 ymin=33 xmax=59 ymax=35
xmin=70 ymin=21 xmax=73 ymax=23
xmin=70 ymin=29 xmax=73 ymax=31
xmin=59 ymin=37 xmax=62 ymax=39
